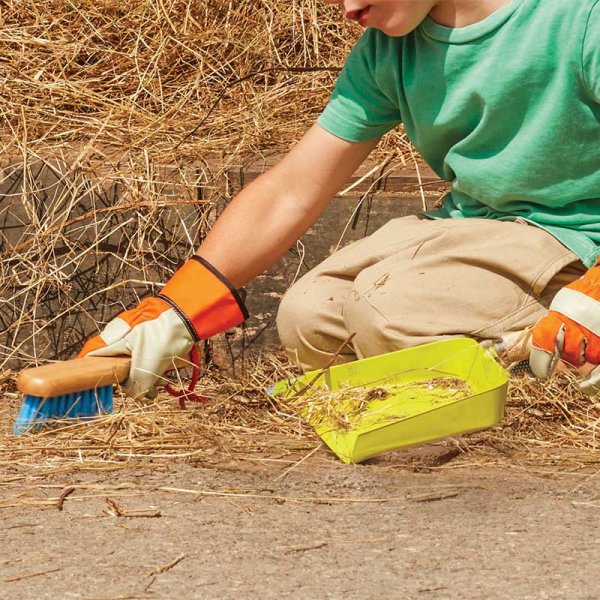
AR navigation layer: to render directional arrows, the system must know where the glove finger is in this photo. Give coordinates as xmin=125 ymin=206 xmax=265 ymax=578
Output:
xmin=124 ymin=352 xmax=164 ymax=400
xmin=583 ymin=330 xmax=600 ymax=364
xmin=559 ymin=320 xmax=586 ymax=367
xmin=579 ymin=364 xmax=600 ymax=396
xmin=79 ymin=318 xmax=133 ymax=358
xmin=124 ymin=324 xmax=194 ymax=399
xmin=78 ymin=335 xmax=108 ymax=358
xmin=531 ymin=312 xmax=564 ymax=354
xmin=529 ymin=346 xmax=559 ymax=380
xmin=530 ymin=314 xmax=565 ymax=379
xmin=530 ymin=330 xmax=566 ymax=381
xmin=123 ymin=374 xmax=158 ymax=400
xmin=125 ymin=353 xmax=193 ymax=399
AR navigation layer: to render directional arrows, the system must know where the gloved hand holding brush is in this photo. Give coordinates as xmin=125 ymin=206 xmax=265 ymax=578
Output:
xmin=78 ymin=255 xmax=248 ymax=399
xmin=530 ymin=260 xmax=600 ymax=394
xmin=76 ymin=125 xmax=377 ymax=399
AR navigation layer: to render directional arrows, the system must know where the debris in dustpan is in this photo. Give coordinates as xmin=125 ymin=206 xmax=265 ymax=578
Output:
xmin=290 ymin=377 xmax=474 ymax=433
xmin=271 ymin=338 xmax=509 ymax=464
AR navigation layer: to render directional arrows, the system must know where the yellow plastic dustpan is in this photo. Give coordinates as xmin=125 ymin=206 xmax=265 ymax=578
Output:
xmin=271 ymin=338 xmax=509 ymax=464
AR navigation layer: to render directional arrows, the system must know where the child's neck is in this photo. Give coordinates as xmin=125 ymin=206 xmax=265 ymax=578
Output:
xmin=430 ymin=0 xmax=515 ymax=28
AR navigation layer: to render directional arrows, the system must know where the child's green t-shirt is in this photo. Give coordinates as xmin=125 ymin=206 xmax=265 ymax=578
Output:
xmin=317 ymin=0 xmax=600 ymax=267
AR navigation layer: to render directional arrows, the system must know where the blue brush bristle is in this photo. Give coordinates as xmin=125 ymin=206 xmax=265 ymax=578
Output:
xmin=14 ymin=385 xmax=114 ymax=435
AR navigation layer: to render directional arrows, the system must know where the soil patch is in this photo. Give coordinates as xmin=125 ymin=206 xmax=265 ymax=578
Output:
xmin=1 ymin=452 xmax=600 ymax=600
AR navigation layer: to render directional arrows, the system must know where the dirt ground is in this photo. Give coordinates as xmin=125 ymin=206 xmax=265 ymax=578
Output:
xmin=2 ymin=444 xmax=600 ymax=600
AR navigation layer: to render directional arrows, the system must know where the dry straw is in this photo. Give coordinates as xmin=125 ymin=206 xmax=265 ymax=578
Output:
xmin=283 ymin=377 xmax=473 ymax=432
xmin=0 ymin=0 xmax=412 ymax=367
xmin=1 ymin=357 xmax=599 ymax=490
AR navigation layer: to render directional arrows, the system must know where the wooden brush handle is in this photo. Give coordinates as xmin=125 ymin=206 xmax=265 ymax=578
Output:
xmin=17 ymin=357 xmax=132 ymax=397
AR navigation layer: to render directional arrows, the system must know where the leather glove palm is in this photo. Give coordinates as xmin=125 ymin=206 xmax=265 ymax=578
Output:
xmin=530 ymin=260 xmax=600 ymax=394
xmin=78 ymin=256 xmax=247 ymax=398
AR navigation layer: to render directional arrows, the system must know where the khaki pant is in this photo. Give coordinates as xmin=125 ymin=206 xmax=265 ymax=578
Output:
xmin=276 ymin=215 xmax=585 ymax=370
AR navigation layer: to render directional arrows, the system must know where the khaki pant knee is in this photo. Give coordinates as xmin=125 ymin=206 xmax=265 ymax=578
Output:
xmin=276 ymin=275 xmax=355 ymax=371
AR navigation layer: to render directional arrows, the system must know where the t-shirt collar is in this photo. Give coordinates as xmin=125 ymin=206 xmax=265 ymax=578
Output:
xmin=420 ymin=0 xmax=527 ymax=44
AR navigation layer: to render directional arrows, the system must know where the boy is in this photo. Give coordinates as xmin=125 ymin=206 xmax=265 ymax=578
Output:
xmin=79 ymin=0 xmax=600 ymax=399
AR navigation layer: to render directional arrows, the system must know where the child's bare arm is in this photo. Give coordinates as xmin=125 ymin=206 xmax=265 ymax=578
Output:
xmin=78 ymin=124 xmax=379 ymax=397
xmin=198 ymin=123 xmax=379 ymax=287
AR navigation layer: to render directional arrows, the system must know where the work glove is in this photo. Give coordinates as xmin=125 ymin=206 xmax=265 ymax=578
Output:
xmin=530 ymin=260 xmax=600 ymax=394
xmin=78 ymin=255 xmax=248 ymax=398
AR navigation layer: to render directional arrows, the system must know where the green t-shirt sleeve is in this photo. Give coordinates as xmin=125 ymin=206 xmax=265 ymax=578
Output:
xmin=317 ymin=29 xmax=402 ymax=142
xmin=583 ymin=0 xmax=600 ymax=101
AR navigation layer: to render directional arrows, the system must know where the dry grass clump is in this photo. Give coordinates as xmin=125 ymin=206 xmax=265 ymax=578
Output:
xmin=1 ymin=0 xmax=357 ymax=159
xmin=2 ymin=355 xmax=600 ymax=491
xmin=471 ymin=369 xmax=600 ymax=464
xmin=283 ymin=377 xmax=472 ymax=432
xmin=0 ymin=354 xmax=314 ymax=485
xmin=286 ymin=383 xmax=384 ymax=432
xmin=0 ymin=1 xmax=413 ymax=368
xmin=505 ymin=370 xmax=600 ymax=448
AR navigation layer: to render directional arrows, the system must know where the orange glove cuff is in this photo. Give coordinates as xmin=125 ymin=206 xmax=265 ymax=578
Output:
xmin=158 ymin=255 xmax=248 ymax=341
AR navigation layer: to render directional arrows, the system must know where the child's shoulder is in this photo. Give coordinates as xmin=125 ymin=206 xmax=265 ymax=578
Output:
xmin=529 ymin=0 xmax=599 ymax=49
xmin=537 ymin=0 xmax=599 ymax=20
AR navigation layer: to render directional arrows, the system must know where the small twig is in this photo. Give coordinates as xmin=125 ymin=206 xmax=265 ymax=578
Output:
xmin=409 ymin=491 xmax=461 ymax=503
xmin=144 ymin=553 xmax=185 ymax=592
xmin=104 ymin=416 xmax=125 ymax=446
xmin=104 ymin=498 xmax=125 ymax=517
xmin=56 ymin=486 xmax=76 ymax=511
xmin=144 ymin=575 xmax=157 ymax=592
xmin=121 ymin=510 xmax=162 ymax=518
xmin=283 ymin=542 xmax=327 ymax=554
xmin=283 ymin=333 xmax=356 ymax=400
xmin=0 ymin=523 xmax=42 ymax=531
xmin=571 ymin=500 xmax=600 ymax=509
xmin=103 ymin=498 xmax=161 ymax=518
xmin=159 ymin=486 xmax=399 ymax=505
xmin=4 ymin=567 xmax=61 ymax=583
xmin=275 ymin=444 xmax=322 ymax=482
xmin=148 ymin=553 xmax=185 ymax=576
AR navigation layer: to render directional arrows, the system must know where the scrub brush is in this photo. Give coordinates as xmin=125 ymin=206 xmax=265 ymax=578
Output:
xmin=14 ymin=356 xmax=131 ymax=435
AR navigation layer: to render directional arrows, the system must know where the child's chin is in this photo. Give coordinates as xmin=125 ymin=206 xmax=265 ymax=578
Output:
xmin=377 ymin=24 xmax=417 ymax=37
xmin=375 ymin=20 xmax=421 ymax=37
